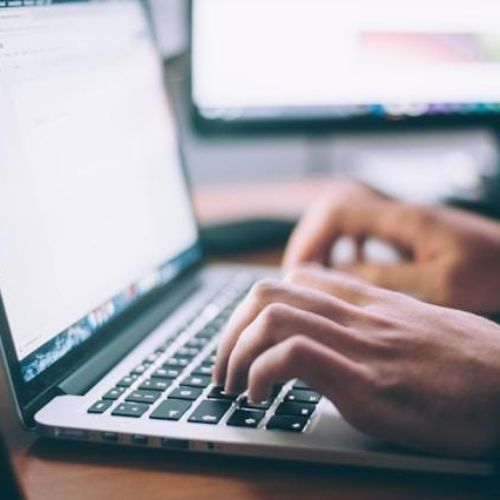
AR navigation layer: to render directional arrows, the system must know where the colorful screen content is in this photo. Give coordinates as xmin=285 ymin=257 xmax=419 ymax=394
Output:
xmin=0 ymin=1 xmax=200 ymax=382
xmin=192 ymin=0 xmax=500 ymax=122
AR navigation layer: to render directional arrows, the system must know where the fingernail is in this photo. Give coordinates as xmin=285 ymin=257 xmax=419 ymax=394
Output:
xmin=225 ymin=381 xmax=243 ymax=395
xmin=248 ymin=391 xmax=263 ymax=405
xmin=224 ymin=382 xmax=235 ymax=394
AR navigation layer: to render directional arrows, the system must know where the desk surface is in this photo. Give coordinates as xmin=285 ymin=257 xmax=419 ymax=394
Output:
xmin=2 ymin=181 xmax=499 ymax=499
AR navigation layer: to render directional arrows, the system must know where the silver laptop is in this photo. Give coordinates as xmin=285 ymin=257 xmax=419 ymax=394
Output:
xmin=0 ymin=0 xmax=494 ymax=476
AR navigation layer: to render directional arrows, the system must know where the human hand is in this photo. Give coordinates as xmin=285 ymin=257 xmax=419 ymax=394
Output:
xmin=214 ymin=268 xmax=500 ymax=457
xmin=283 ymin=179 xmax=500 ymax=314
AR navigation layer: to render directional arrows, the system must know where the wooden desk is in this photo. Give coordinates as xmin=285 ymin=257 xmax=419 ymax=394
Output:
xmin=1 ymin=182 xmax=499 ymax=499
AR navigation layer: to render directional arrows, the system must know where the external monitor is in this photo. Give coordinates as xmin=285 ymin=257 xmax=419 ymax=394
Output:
xmin=191 ymin=0 xmax=500 ymax=132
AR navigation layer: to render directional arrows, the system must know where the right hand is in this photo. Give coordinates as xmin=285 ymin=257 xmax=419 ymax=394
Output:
xmin=283 ymin=179 xmax=500 ymax=314
xmin=214 ymin=268 xmax=500 ymax=457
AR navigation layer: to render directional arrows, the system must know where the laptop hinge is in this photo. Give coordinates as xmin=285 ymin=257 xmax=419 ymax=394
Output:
xmin=57 ymin=272 xmax=201 ymax=396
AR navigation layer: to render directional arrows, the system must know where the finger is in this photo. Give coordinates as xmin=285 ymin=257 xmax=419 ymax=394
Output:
xmin=283 ymin=200 xmax=341 ymax=267
xmin=224 ymin=303 xmax=368 ymax=394
xmin=283 ymin=182 xmax=407 ymax=268
xmin=247 ymin=334 xmax=365 ymax=403
xmin=342 ymin=262 xmax=437 ymax=302
xmin=213 ymin=278 xmax=362 ymax=386
xmin=285 ymin=266 xmax=379 ymax=306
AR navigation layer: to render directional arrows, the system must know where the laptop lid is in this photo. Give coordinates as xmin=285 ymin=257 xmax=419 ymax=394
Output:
xmin=0 ymin=0 xmax=202 ymax=426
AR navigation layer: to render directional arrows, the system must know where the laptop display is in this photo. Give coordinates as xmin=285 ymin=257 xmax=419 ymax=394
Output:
xmin=0 ymin=0 xmax=200 ymax=385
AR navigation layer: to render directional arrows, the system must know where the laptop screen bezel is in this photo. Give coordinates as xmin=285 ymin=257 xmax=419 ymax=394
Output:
xmin=0 ymin=0 xmax=205 ymax=427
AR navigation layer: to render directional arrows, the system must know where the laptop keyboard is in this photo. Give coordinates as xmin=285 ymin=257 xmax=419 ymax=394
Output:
xmin=87 ymin=273 xmax=322 ymax=434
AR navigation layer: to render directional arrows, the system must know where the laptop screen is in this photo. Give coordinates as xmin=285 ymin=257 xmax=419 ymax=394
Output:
xmin=0 ymin=0 xmax=200 ymax=383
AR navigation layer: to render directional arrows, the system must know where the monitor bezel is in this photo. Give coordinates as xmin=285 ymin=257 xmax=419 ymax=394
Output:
xmin=188 ymin=0 xmax=500 ymax=136
xmin=0 ymin=0 xmax=205 ymax=427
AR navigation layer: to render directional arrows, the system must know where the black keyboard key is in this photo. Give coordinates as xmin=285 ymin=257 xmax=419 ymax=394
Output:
xmin=117 ymin=374 xmax=139 ymax=387
xmin=240 ymin=396 xmax=273 ymax=410
xmin=180 ymin=375 xmax=211 ymax=388
xmin=210 ymin=317 xmax=226 ymax=329
xmin=177 ymin=347 xmax=200 ymax=358
xmin=207 ymin=386 xmax=237 ymax=401
xmin=169 ymin=387 xmax=203 ymax=401
xmin=267 ymin=415 xmax=308 ymax=433
xmin=226 ymin=409 xmax=264 ymax=428
xmin=143 ymin=352 xmax=160 ymax=364
xmin=112 ymin=402 xmax=149 ymax=418
xmin=196 ymin=326 xmax=218 ymax=339
xmin=102 ymin=387 xmax=126 ymax=400
xmin=150 ymin=399 xmax=192 ymax=421
xmin=284 ymin=389 xmax=321 ymax=404
xmin=276 ymin=401 xmax=316 ymax=418
xmin=218 ymin=308 xmax=233 ymax=320
xmin=186 ymin=338 xmax=209 ymax=349
xmin=139 ymin=378 xmax=172 ymax=391
xmin=155 ymin=339 xmax=174 ymax=352
xmin=88 ymin=400 xmax=112 ymax=414
xmin=202 ymin=353 xmax=217 ymax=365
xmin=191 ymin=364 xmax=213 ymax=376
xmin=154 ymin=345 xmax=167 ymax=354
xmin=130 ymin=363 xmax=149 ymax=375
xmin=270 ymin=384 xmax=285 ymax=396
xmin=163 ymin=357 xmax=191 ymax=368
xmin=293 ymin=380 xmax=311 ymax=390
xmin=125 ymin=390 xmax=161 ymax=405
xmin=152 ymin=367 xmax=181 ymax=379
xmin=188 ymin=400 xmax=232 ymax=425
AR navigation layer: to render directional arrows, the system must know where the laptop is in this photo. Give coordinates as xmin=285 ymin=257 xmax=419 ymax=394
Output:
xmin=0 ymin=0 xmax=495 ymax=476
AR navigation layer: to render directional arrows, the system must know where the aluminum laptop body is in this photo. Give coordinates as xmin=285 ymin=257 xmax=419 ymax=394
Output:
xmin=0 ymin=0 xmax=494 ymax=476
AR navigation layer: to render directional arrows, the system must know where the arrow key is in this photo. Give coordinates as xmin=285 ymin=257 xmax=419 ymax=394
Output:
xmin=266 ymin=415 xmax=309 ymax=433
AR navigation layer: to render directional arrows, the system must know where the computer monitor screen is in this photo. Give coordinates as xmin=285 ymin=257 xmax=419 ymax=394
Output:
xmin=191 ymin=0 xmax=500 ymax=131
xmin=0 ymin=0 xmax=199 ymax=383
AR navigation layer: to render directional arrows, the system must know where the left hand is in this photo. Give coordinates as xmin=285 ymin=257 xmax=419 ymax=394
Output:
xmin=283 ymin=179 xmax=500 ymax=315
xmin=213 ymin=267 xmax=500 ymax=457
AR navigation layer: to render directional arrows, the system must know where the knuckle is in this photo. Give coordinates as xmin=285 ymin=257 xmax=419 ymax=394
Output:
xmin=282 ymin=335 xmax=308 ymax=366
xmin=250 ymin=279 xmax=281 ymax=303
xmin=259 ymin=303 xmax=290 ymax=331
xmin=365 ymin=363 xmax=406 ymax=403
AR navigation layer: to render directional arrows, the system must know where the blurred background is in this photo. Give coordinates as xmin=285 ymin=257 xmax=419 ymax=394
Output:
xmin=149 ymin=0 xmax=500 ymax=251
